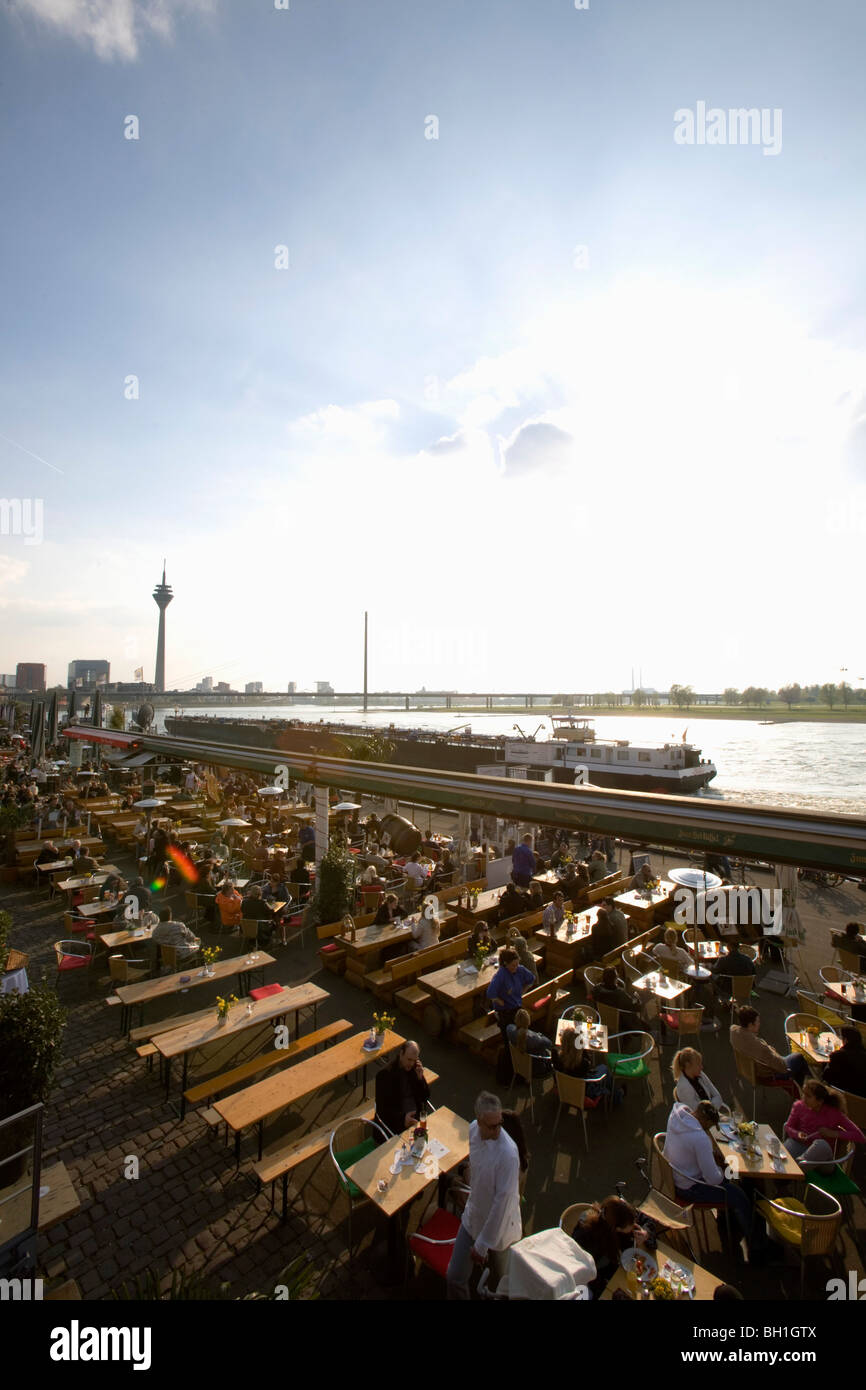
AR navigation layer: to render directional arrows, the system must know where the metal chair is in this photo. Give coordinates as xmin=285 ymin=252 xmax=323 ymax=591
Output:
xmin=785 ymin=1011 xmax=839 ymax=1048
xmin=605 ymin=1030 xmax=655 ymax=1111
xmin=583 ymin=965 xmax=604 ymax=999
xmin=329 ymin=1116 xmax=389 ymax=1258
xmin=803 ymin=1142 xmax=860 ymax=1220
xmin=756 ymin=1185 xmax=843 ymax=1298
xmin=559 ymin=1200 xmax=593 ymax=1233
xmin=658 ymin=1005 xmax=704 ymax=1047
xmin=596 ymin=1001 xmax=621 ymax=1036
xmin=559 ymin=1004 xmax=601 ymax=1028
xmin=634 ymin=1155 xmax=697 ymax=1259
xmin=108 ymin=952 xmax=150 ymax=986
xmin=715 ymin=972 xmax=755 ymax=1020
xmin=652 ymin=1131 xmax=730 ymax=1256
xmin=551 ymin=1070 xmax=600 ymax=1149
xmin=53 ymin=939 xmax=93 ymax=989
xmin=731 ymin=1046 xmax=799 ymax=1119
xmin=508 ymin=1044 xmax=549 ymax=1124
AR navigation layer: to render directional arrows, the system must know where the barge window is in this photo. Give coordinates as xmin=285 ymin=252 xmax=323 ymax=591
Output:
xmin=590 ymin=749 xmax=602 ymax=758
xmin=638 ymin=752 xmax=651 ymax=762
xmin=617 ymin=749 xmax=630 ymax=760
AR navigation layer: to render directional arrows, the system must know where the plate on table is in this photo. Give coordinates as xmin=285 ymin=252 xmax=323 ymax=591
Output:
xmin=621 ymin=1247 xmax=657 ymax=1279
xmin=659 ymin=1257 xmax=695 ymax=1297
xmin=719 ymin=1121 xmax=737 ymax=1140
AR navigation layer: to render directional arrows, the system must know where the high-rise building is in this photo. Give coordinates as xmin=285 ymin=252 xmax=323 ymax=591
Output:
xmin=316 ymin=680 xmax=334 ymax=694
xmin=68 ymin=660 xmax=110 ymax=687
xmin=195 ymin=676 xmax=213 ymax=692
xmin=152 ymin=563 xmax=174 ymax=693
xmin=16 ymin=663 xmax=46 ymax=692
xmin=287 ymin=681 xmax=296 ymax=694
xmin=245 ymin=681 xmax=263 ymax=694
xmin=215 ymin=682 xmax=231 ymax=693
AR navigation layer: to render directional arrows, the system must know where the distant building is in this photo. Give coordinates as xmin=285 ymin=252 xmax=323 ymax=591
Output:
xmin=287 ymin=682 xmax=296 ymax=694
xmin=215 ymin=682 xmax=231 ymax=693
xmin=68 ymin=659 xmax=110 ymax=687
xmin=0 ymin=674 xmax=13 ymax=689
xmin=110 ymin=681 xmax=151 ymax=694
xmin=196 ymin=677 xmax=214 ymax=693
xmin=245 ymin=681 xmax=263 ymax=694
xmin=16 ymin=663 xmax=46 ymax=693
xmin=316 ymin=680 xmax=334 ymax=694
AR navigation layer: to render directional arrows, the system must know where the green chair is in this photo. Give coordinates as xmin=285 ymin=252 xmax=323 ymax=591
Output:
xmin=329 ymin=1116 xmax=388 ymax=1257
xmin=804 ymin=1143 xmax=860 ymax=1220
xmin=605 ymin=1030 xmax=655 ymax=1111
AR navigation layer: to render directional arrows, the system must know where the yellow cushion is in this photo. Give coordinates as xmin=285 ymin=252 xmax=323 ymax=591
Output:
xmin=757 ymin=1196 xmax=808 ymax=1247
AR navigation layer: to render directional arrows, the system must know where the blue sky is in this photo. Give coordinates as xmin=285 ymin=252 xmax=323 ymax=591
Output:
xmin=1 ymin=0 xmax=864 ymax=695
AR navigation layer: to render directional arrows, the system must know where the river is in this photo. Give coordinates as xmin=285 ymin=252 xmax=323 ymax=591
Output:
xmin=154 ymin=705 xmax=865 ymax=817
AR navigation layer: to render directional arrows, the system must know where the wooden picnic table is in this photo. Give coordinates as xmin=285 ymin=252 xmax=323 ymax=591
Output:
xmin=337 ymin=908 xmax=458 ymax=986
xmin=99 ymin=922 xmax=155 ymax=951
xmin=1 ymin=1161 xmax=81 ymax=1239
xmin=536 ymin=906 xmax=599 ymax=973
xmin=612 ymin=880 xmax=677 ymax=929
xmin=711 ymin=1121 xmax=804 ymax=1182
xmin=214 ymin=1026 xmax=404 ymax=1160
xmin=454 ymin=887 xmax=504 ymax=922
xmin=418 ymin=956 xmax=500 ymax=1028
xmin=56 ymin=867 xmax=121 ymax=893
xmin=74 ymin=899 xmax=125 ymax=921
xmin=787 ymin=1030 xmax=844 ymax=1066
xmin=171 ymin=825 xmax=207 ymax=838
xmin=115 ymin=950 xmax=276 ymax=1032
xmin=154 ymin=980 xmax=327 ymax=1117
xmin=17 ymin=835 xmax=103 ymax=864
xmin=600 ymin=1240 xmax=723 ymax=1301
xmin=345 ymin=1106 xmax=471 ymax=1218
xmin=35 ymin=858 xmax=73 ymax=882
xmin=632 ymin=969 xmax=691 ymax=1002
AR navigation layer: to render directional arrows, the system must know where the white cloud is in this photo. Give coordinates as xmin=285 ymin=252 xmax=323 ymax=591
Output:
xmin=10 ymin=0 xmax=215 ymax=62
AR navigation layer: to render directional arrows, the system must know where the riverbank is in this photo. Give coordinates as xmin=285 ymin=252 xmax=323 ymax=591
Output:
xmin=405 ymin=705 xmax=866 ymax=723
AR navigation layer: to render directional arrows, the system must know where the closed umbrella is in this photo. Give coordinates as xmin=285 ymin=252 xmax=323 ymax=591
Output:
xmin=29 ymin=704 xmax=45 ymax=765
xmin=47 ymin=690 xmax=58 ymax=747
xmin=67 ymin=688 xmax=78 ymax=722
xmin=91 ymin=688 xmax=103 ymax=728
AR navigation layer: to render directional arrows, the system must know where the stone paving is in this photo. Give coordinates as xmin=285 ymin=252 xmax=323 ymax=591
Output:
xmin=3 ymin=833 xmax=865 ymax=1301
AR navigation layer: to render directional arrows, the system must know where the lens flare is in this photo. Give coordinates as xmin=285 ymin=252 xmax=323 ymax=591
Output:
xmin=166 ymin=845 xmax=199 ymax=885
xmin=150 ymin=876 xmax=167 ymax=893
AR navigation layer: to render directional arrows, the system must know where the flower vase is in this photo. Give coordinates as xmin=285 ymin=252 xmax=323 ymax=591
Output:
xmin=217 ymin=1013 xmax=228 ymax=1027
xmin=375 ymin=1031 xmax=385 ymax=1047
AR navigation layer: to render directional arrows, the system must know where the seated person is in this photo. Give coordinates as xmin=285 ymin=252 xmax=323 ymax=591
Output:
xmin=554 ymin=1024 xmax=615 ymax=1100
xmin=506 ymin=1009 xmax=553 ymax=1076
xmin=152 ymin=907 xmax=200 ymax=963
xmin=215 ymin=882 xmax=243 ymax=931
xmin=497 ymin=882 xmax=531 ymax=925
xmin=671 ymin=1047 xmax=726 ymax=1111
xmin=783 ymin=1079 xmax=865 ymax=1173
xmin=467 ymin=920 xmax=492 ymax=958
xmin=594 ymin=967 xmax=643 ymax=1045
xmin=290 ymin=856 xmax=311 ymax=887
xmin=823 ymin=1027 xmax=866 ymax=1099
xmin=374 ymin=1040 xmax=430 ymax=1135
xmin=403 ymin=853 xmax=429 ymax=891
xmin=98 ymin=872 xmax=127 ymax=902
xmin=526 ymin=882 xmax=546 ymax=914
xmin=630 ymin=863 xmax=654 ymax=892
xmin=505 ymin=927 xmax=537 ymax=979
xmin=542 ymin=891 xmax=566 ymax=933
xmin=35 ymin=841 xmax=60 ymax=866
xmin=606 ymin=902 xmax=629 ymax=947
xmin=832 ymin=920 xmax=866 ymax=966
xmin=374 ymin=892 xmax=402 ymax=926
xmin=710 ymin=942 xmax=756 ymax=1003
xmin=588 ymin=850 xmax=608 ymax=884
xmin=411 ymin=906 xmax=440 ymax=954
xmin=729 ymin=1006 xmax=808 ymax=1087
xmin=653 ymin=927 xmax=694 ymax=976
xmin=572 ymin=1196 xmax=649 ymax=1298
xmin=663 ymin=1101 xmax=756 ymax=1249
xmin=242 ymin=885 xmax=276 ymax=944
xmin=588 ymin=902 xmax=618 ymax=960
xmin=550 ymin=843 xmax=572 ymax=869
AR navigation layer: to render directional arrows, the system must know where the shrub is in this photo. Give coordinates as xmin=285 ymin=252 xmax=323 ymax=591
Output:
xmin=0 ymin=985 xmax=66 ymax=1121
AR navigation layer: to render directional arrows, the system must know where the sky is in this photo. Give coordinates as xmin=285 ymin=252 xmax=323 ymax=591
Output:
xmin=0 ymin=0 xmax=864 ymax=695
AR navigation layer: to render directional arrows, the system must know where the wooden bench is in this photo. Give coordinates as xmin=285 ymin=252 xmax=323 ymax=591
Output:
xmin=458 ymin=969 xmax=575 ymax=1058
xmin=316 ymin=910 xmax=377 ymax=975
xmin=252 ymin=1103 xmax=376 ymax=1220
xmin=183 ymin=1019 xmax=354 ymax=1114
xmin=367 ymin=931 xmax=471 ymax=1006
xmin=598 ymin=923 xmax=662 ymax=971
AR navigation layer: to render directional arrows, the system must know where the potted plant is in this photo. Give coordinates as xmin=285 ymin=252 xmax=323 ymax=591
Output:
xmin=0 ymin=804 xmax=28 ymax=878
xmin=471 ymin=942 xmax=490 ymax=971
xmin=304 ymin=839 xmax=355 ymax=929
xmin=201 ymin=945 xmax=221 ymax=978
xmin=371 ymin=1010 xmax=394 ymax=1046
xmin=0 ymin=984 xmax=66 ymax=1179
xmin=215 ymin=994 xmax=238 ymax=1026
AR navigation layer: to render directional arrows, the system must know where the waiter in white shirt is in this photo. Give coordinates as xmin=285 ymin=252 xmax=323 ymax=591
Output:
xmin=447 ymin=1091 xmax=522 ymax=1298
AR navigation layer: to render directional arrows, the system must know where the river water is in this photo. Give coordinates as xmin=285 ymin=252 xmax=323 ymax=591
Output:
xmin=155 ymin=705 xmax=865 ymax=817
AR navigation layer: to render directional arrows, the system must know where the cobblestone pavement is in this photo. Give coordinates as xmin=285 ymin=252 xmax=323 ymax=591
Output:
xmin=3 ymin=831 xmax=865 ymax=1301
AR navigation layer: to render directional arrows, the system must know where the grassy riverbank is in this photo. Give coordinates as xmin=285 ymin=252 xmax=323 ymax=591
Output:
xmin=411 ymin=704 xmax=866 ymax=723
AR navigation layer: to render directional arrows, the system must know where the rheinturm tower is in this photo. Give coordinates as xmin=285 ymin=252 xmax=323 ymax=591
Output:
xmin=152 ymin=563 xmax=173 ymax=693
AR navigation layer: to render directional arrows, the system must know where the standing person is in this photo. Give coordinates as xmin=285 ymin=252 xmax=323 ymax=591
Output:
xmin=446 ymin=1092 xmax=522 ymax=1299
xmin=511 ymin=834 xmax=536 ymax=888
xmin=486 ymin=949 xmax=536 ymax=1043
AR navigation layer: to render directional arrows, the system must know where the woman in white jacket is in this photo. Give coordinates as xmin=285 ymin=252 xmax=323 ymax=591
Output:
xmin=671 ymin=1048 xmax=728 ymax=1113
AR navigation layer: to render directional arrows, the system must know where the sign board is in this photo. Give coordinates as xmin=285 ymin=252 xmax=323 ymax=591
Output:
xmin=486 ymin=857 xmax=512 ymax=890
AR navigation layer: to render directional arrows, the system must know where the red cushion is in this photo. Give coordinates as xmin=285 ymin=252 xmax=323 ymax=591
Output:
xmin=532 ymin=995 xmax=551 ymax=1010
xmin=661 ymin=1012 xmax=679 ymax=1030
xmin=86 ymin=932 xmax=96 ymax=941
xmin=584 ymin=1095 xmax=602 ymax=1110
xmin=59 ymin=954 xmax=89 ymax=970
xmin=249 ymin=983 xmax=283 ymax=1001
xmin=70 ymin=921 xmax=89 ymax=933
xmin=409 ymin=1208 xmax=461 ymax=1279
xmin=320 ymin=942 xmax=339 ymax=953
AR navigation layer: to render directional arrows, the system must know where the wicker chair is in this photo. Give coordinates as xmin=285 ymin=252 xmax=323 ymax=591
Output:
xmin=108 ymin=952 xmax=150 ymax=985
xmin=658 ymin=1005 xmax=704 ymax=1047
xmin=53 ymin=939 xmax=93 ymax=989
xmin=551 ymin=1071 xmax=601 ymax=1149
xmin=559 ymin=1200 xmax=593 ymax=1233
xmin=731 ymin=1046 xmax=799 ymax=1119
xmin=652 ymin=1131 xmax=729 ymax=1255
xmin=756 ymin=1185 xmax=843 ymax=1298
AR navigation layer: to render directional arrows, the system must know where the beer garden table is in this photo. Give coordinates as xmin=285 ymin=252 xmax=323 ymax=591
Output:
xmin=115 ymin=950 xmax=277 ymax=1033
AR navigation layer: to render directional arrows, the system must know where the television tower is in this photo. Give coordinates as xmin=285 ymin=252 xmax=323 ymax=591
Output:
xmin=152 ymin=562 xmax=173 ymax=693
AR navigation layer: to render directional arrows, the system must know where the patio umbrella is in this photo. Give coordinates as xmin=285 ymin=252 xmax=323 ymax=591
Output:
xmin=218 ymin=817 xmax=252 ymax=828
xmin=257 ymin=785 xmax=285 ymax=832
xmin=46 ymin=690 xmax=58 ymax=747
xmin=29 ymin=705 xmax=45 ymax=765
xmin=333 ymin=802 xmax=362 ymax=813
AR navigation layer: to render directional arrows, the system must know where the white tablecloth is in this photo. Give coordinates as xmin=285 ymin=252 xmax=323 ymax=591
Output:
xmin=499 ymin=1228 xmax=596 ymax=1300
xmin=1 ymin=968 xmax=29 ymax=995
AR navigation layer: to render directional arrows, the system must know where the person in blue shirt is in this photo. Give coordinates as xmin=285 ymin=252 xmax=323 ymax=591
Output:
xmin=511 ymin=834 xmax=536 ymax=888
xmin=487 ymin=948 xmax=536 ymax=1042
